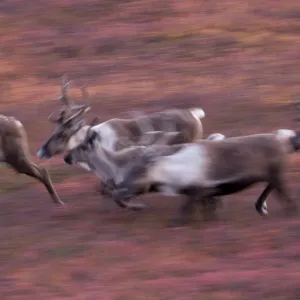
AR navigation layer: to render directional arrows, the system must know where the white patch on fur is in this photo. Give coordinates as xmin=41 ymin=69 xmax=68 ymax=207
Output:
xmin=262 ymin=201 xmax=268 ymax=215
xmin=148 ymin=141 xmax=268 ymax=189
xmin=67 ymin=126 xmax=90 ymax=151
xmin=275 ymin=129 xmax=296 ymax=139
xmin=206 ymin=133 xmax=225 ymax=141
xmin=275 ymin=129 xmax=297 ymax=153
xmin=14 ymin=120 xmax=23 ymax=128
xmin=160 ymin=186 xmax=178 ymax=196
xmin=78 ymin=162 xmax=92 ymax=171
xmin=189 ymin=108 xmax=205 ymax=120
xmin=92 ymin=121 xmax=118 ymax=151
xmin=149 ymin=144 xmax=208 ymax=188
xmin=36 ymin=149 xmax=45 ymax=159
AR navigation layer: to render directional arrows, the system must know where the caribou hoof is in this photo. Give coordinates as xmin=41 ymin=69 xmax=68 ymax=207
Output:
xmin=126 ymin=202 xmax=150 ymax=211
xmin=114 ymin=198 xmax=149 ymax=210
xmin=54 ymin=198 xmax=65 ymax=206
xmin=114 ymin=199 xmax=128 ymax=209
xmin=255 ymin=202 xmax=268 ymax=217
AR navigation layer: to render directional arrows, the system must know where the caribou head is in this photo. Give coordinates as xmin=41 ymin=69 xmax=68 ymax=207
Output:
xmin=37 ymin=75 xmax=91 ymax=159
xmin=63 ymin=116 xmax=150 ymax=180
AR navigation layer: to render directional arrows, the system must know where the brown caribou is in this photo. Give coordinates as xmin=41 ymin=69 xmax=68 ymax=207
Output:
xmin=0 ymin=115 xmax=63 ymax=205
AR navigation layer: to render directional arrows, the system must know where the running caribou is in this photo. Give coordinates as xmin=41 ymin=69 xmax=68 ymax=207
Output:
xmin=63 ymin=122 xmax=226 ymax=210
xmin=36 ymin=75 xmax=207 ymax=192
xmin=86 ymin=129 xmax=299 ymax=225
xmin=37 ymin=75 xmax=206 ymax=162
xmin=0 ymin=115 xmax=63 ymax=205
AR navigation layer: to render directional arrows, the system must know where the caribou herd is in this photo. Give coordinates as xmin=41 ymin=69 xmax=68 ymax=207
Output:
xmin=1 ymin=75 xmax=299 ymax=226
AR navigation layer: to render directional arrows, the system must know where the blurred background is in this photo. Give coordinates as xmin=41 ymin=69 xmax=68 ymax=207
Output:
xmin=1 ymin=0 xmax=300 ymax=299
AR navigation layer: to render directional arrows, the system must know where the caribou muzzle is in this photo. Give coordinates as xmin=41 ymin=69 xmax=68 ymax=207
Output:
xmin=37 ymin=147 xmax=51 ymax=160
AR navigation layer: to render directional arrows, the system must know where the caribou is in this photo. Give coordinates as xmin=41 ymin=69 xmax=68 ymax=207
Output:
xmin=0 ymin=114 xmax=63 ymax=205
xmin=91 ymin=129 xmax=299 ymax=226
xmin=36 ymin=75 xmax=207 ymax=193
xmin=63 ymin=123 xmax=226 ymax=210
xmin=37 ymin=75 xmax=206 ymax=161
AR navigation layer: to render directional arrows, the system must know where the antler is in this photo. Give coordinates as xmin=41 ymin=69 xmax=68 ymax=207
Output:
xmin=60 ymin=85 xmax=91 ymax=125
xmin=80 ymin=86 xmax=90 ymax=107
xmin=59 ymin=74 xmax=73 ymax=106
xmin=48 ymin=75 xmax=91 ymax=124
xmin=48 ymin=75 xmax=74 ymax=123
xmin=48 ymin=107 xmax=66 ymax=124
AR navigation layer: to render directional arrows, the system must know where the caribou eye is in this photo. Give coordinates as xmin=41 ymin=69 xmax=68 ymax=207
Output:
xmin=80 ymin=144 xmax=89 ymax=151
xmin=56 ymin=131 xmax=67 ymax=140
xmin=87 ymin=138 xmax=94 ymax=145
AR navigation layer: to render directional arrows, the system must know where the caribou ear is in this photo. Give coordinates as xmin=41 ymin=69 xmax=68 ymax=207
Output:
xmin=86 ymin=130 xmax=99 ymax=146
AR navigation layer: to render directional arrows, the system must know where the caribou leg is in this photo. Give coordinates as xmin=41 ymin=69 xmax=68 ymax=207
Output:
xmin=255 ymin=172 xmax=297 ymax=216
xmin=255 ymin=184 xmax=272 ymax=216
xmin=169 ymin=195 xmax=197 ymax=227
xmin=10 ymin=159 xmax=64 ymax=205
xmin=117 ymin=199 xmax=149 ymax=211
xmin=113 ymin=197 xmax=149 ymax=210
xmin=272 ymin=174 xmax=297 ymax=216
xmin=112 ymin=187 xmax=150 ymax=211
xmin=200 ymin=196 xmax=223 ymax=210
xmin=199 ymin=196 xmax=221 ymax=221
xmin=98 ymin=179 xmax=149 ymax=210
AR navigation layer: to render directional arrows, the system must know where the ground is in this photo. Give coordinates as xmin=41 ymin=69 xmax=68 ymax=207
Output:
xmin=1 ymin=0 xmax=300 ymax=299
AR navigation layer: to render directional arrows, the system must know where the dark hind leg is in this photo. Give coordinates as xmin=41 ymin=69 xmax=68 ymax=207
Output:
xmin=200 ymin=196 xmax=221 ymax=221
xmin=255 ymin=184 xmax=273 ymax=216
xmin=271 ymin=174 xmax=297 ymax=215
xmin=202 ymin=196 xmax=223 ymax=210
xmin=169 ymin=195 xmax=197 ymax=227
